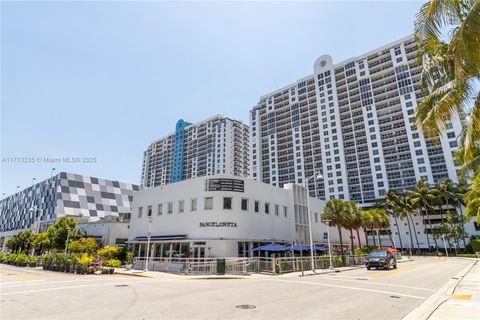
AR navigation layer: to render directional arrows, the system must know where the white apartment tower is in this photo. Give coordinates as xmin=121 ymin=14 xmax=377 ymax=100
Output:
xmin=141 ymin=115 xmax=249 ymax=188
xmin=250 ymin=36 xmax=463 ymax=204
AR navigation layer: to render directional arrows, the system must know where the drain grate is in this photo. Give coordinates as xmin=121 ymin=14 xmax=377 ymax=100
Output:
xmin=236 ymin=305 xmax=256 ymax=310
xmin=115 ymin=284 xmax=129 ymax=287
xmin=390 ymin=295 xmax=401 ymax=299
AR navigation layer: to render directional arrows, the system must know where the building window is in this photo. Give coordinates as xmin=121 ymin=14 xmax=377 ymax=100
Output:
xmin=241 ymin=198 xmax=248 ymax=211
xmin=223 ymin=197 xmax=232 ymax=210
xmin=275 ymin=204 xmax=279 ymax=216
xmin=138 ymin=207 xmax=143 ymax=218
xmin=178 ymin=200 xmax=184 ymax=213
xmin=147 ymin=205 xmax=152 ymax=217
xmin=157 ymin=203 xmax=163 ymax=215
xmin=265 ymin=203 xmax=270 ymax=214
xmin=254 ymin=201 xmax=260 ymax=213
xmin=191 ymin=198 xmax=197 ymax=211
xmin=205 ymin=197 xmax=213 ymax=210
xmin=283 ymin=206 xmax=288 ymax=217
xmin=167 ymin=202 xmax=173 ymax=214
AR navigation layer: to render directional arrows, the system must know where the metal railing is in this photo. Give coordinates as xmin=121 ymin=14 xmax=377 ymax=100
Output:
xmin=133 ymin=257 xmax=217 ymax=275
xmin=132 ymin=254 xmax=375 ymax=276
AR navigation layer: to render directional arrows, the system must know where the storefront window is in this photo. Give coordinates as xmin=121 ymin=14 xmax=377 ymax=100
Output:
xmin=205 ymin=197 xmax=213 ymax=210
xmin=254 ymin=201 xmax=259 ymax=213
xmin=241 ymin=198 xmax=248 ymax=211
xmin=265 ymin=203 xmax=270 ymax=214
xmin=223 ymin=197 xmax=232 ymax=210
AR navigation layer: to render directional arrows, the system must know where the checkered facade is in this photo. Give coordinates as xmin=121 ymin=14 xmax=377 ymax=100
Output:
xmin=0 ymin=172 xmax=139 ymax=232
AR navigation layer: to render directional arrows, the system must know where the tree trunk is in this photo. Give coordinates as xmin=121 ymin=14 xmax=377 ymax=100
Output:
xmin=388 ymin=231 xmax=395 ymax=249
xmin=364 ymin=228 xmax=369 ymax=247
xmin=371 ymin=226 xmax=377 ymax=248
xmin=376 ymin=230 xmax=382 ymax=249
xmin=356 ymin=228 xmax=362 ymax=248
xmin=408 ymin=212 xmax=420 ymax=253
xmin=349 ymin=229 xmax=355 ymax=255
xmin=425 ymin=208 xmax=439 ymax=252
xmin=457 ymin=205 xmax=467 ymax=249
xmin=405 ymin=214 xmax=414 ymax=254
xmin=337 ymin=226 xmax=344 ymax=256
xmin=393 ymin=214 xmax=403 ymax=251
xmin=420 ymin=208 xmax=431 ymax=252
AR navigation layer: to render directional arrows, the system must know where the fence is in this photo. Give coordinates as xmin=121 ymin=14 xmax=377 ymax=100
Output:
xmin=133 ymin=254 xmax=374 ymax=276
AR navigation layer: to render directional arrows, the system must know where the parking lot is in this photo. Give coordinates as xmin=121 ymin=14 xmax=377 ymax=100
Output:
xmin=0 ymin=257 xmax=476 ymax=319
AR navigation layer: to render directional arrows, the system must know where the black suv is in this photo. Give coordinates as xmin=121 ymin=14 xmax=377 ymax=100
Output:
xmin=366 ymin=251 xmax=397 ymax=270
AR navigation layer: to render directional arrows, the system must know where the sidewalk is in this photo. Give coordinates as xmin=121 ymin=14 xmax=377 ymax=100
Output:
xmin=429 ymin=260 xmax=480 ymax=320
xmin=403 ymin=259 xmax=479 ymax=320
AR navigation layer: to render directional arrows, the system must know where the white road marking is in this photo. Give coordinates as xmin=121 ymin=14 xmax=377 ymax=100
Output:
xmin=0 ymin=277 xmax=134 ymax=288
xmin=276 ymin=279 xmax=426 ymax=300
xmin=0 ymin=280 xmax=46 ymax=285
xmin=1 ymin=278 xmax=153 ymax=296
xmin=320 ymin=276 xmax=435 ymax=291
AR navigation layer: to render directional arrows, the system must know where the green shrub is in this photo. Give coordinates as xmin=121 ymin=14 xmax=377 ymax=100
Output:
xmin=471 ymin=240 xmax=480 ymax=253
xmin=106 ymin=259 xmax=122 ymax=268
xmin=354 ymin=246 xmax=377 ymax=255
xmin=457 ymin=253 xmax=479 ymax=258
xmin=97 ymin=246 xmax=120 ymax=260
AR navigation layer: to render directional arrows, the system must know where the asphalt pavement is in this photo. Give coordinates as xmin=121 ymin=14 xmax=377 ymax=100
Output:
xmin=0 ymin=257 xmax=477 ymax=320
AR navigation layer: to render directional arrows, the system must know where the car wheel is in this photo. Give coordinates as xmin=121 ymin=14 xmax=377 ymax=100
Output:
xmin=367 ymin=266 xmax=371 ymax=270
xmin=393 ymin=262 xmax=397 ymax=269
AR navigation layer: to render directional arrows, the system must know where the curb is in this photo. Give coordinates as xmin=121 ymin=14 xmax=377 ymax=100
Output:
xmin=401 ymin=260 xmax=478 ymax=320
xmin=114 ymin=271 xmax=154 ymax=278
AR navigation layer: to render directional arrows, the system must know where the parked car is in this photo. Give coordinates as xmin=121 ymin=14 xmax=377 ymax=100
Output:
xmin=366 ymin=250 xmax=397 ymax=270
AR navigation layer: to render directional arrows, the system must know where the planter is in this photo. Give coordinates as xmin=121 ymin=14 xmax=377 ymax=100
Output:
xmin=86 ymin=267 xmax=95 ymax=275
xmin=29 ymin=263 xmax=36 ymax=268
xmin=108 ymin=268 xmax=114 ymax=275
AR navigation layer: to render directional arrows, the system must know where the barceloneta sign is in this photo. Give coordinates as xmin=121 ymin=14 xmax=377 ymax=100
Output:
xmin=199 ymin=222 xmax=238 ymax=228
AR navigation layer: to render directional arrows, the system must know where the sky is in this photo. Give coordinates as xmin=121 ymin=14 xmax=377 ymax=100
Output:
xmin=1 ymin=0 xmax=424 ymax=197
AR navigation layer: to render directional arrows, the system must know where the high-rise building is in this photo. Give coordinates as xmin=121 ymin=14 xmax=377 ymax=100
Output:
xmin=250 ymin=35 xmax=463 ymax=204
xmin=141 ymin=115 xmax=249 ymax=187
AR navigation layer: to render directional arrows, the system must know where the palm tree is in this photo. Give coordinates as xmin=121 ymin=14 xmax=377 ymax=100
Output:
xmin=321 ymin=199 xmax=348 ymax=256
xmin=466 ymin=174 xmax=480 ymax=224
xmin=361 ymin=208 xmax=389 ymax=249
xmin=383 ymin=190 xmax=404 ymax=251
xmin=397 ymin=195 xmax=419 ymax=254
xmin=432 ymin=179 xmax=456 ymax=223
xmin=414 ymin=1 xmax=480 ymax=167
xmin=454 ymin=182 xmax=469 ymax=248
xmin=343 ymin=201 xmax=362 ymax=255
xmin=410 ymin=180 xmax=438 ymax=252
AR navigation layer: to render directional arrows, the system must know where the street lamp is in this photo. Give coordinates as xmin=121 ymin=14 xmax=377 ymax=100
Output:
xmin=145 ymin=215 xmax=153 ymax=271
xmin=28 ymin=206 xmax=44 ymax=234
xmin=28 ymin=206 xmax=44 ymax=255
xmin=322 ymin=219 xmax=334 ymax=269
xmin=305 ymin=171 xmax=323 ymax=273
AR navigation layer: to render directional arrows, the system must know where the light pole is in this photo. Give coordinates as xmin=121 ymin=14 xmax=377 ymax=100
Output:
xmin=145 ymin=215 xmax=153 ymax=271
xmin=304 ymin=172 xmax=323 ymax=273
xmin=28 ymin=206 xmax=43 ymax=255
xmin=323 ymin=219 xmax=334 ymax=269
xmin=442 ymin=234 xmax=449 ymax=257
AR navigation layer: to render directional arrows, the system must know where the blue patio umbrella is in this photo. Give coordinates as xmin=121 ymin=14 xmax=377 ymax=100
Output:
xmin=252 ymin=243 xmax=288 ymax=252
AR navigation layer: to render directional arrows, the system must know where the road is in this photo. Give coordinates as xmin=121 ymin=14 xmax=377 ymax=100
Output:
xmin=0 ymin=257 xmax=476 ymax=320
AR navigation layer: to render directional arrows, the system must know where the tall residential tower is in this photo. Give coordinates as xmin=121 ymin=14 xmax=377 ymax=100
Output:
xmin=250 ymin=36 xmax=463 ymax=204
xmin=141 ymin=115 xmax=249 ymax=187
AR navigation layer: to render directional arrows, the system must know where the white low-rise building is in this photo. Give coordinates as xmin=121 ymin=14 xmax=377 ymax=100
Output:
xmin=129 ymin=176 xmax=360 ymax=258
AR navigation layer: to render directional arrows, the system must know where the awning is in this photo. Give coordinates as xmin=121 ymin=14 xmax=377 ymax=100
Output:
xmin=131 ymin=234 xmax=187 ymax=242
xmin=289 ymin=244 xmax=327 ymax=252
xmin=252 ymin=243 xmax=289 ymax=252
